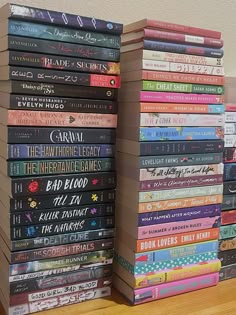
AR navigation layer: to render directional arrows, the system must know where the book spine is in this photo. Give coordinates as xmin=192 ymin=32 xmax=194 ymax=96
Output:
xmin=5 ymin=110 xmax=117 ymax=128
xmin=131 ymin=273 xmax=219 ymax=304
xmin=8 ymin=36 xmax=120 ymax=61
xmin=141 ymin=70 xmax=224 ymax=85
xmin=139 ymin=163 xmax=224 ymax=181
xmin=222 ymin=195 xmax=236 ymax=211
xmin=11 ymin=228 xmax=116 ymax=251
xmin=140 ymin=153 xmax=223 ymax=168
xmin=137 ymin=216 xmax=221 ymax=239
xmin=142 ymin=50 xmax=224 ymax=65
xmin=7 ymin=158 xmax=115 ymax=177
xmin=143 ymin=40 xmax=223 ymax=58
xmin=139 ymin=185 xmax=223 ymax=202
xmin=221 ymin=210 xmax=236 ymax=225
xmin=224 ymin=164 xmax=236 ymax=180
xmin=9 ymin=95 xmax=118 ymax=113
xmin=11 ymin=216 xmax=115 ymax=240
xmin=224 ymin=123 xmax=236 ymax=135
xmin=223 ymin=181 xmax=236 ymax=195
xmin=225 ymin=103 xmax=236 ymax=111
xmin=8 ymin=81 xmax=118 ymax=99
xmin=224 ymin=135 xmax=236 ymax=147
xmin=9 ymin=67 xmax=121 ymax=88
xmin=10 ymin=277 xmax=112 ymax=306
xmin=223 ymin=149 xmax=236 ymax=163
xmin=10 ymin=189 xmax=116 ymax=211
xmin=7 ymin=172 xmax=116 ymax=197
xmin=137 ymin=228 xmax=219 ymax=252
xmin=135 ymin=240 xmax=219 ymax=263
xmin=8 ymin=4 xmax=123 ymax=34
xmin=144 ymin=29 xmax=223 ymax=48
xmin=139 ymin=127 xmax=224 ymax=141
xmin=7 ymin=144 xmax=115 ymax=159
xmin=9 ymin=20 xmax=121 ymax=49
xmin=11 ymin=203 xmax=115 ymax=226
xmin=9 ymin=51 xmax=120 ymax=75
xmin=139 ymin=140 xmax=224 ymax=156
xmin=138 ymin=204 xmax=221 ymax=226
xmin=134 ymin=260 xmax=221 ymax=288
xmin=225 ymin=112 xmax=236 ymax=122
xmin=142 ymin=60 xmax=224 ymax=76
xmin=9 ymin=287 xmax=111 ymax=314
xmin=218 ymin=249 xmax=236 ymax=267
xmin=10 ymin=239 xmax=114 ymax=263
xmin=138 ymin=195 xmax=223 ymax=213
xmin=219 ymin=264 xmax=236 ymax=281
xmin=140 ymin=103 xmax=225 ymax=114
xmin=6 ymin=127 xmax=116 ymax=144
xmin=139 ymin=113 xmax=224 ymax=126
xmin=140 ymin=91 xmax=224 ymax=103
xmin=219 ymin=237 xmax=236 ymax=251
xmin=220 ymin=224 xmax=236 ymax=239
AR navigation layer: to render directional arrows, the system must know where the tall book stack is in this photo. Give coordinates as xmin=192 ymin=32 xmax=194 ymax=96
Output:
xmin=219 ymin=92 xmax=236 ymax=280
xmin=113 ymin=19 xmax=225 ymax=304
xmin=0 ymin=3 xmax=122 ymax=314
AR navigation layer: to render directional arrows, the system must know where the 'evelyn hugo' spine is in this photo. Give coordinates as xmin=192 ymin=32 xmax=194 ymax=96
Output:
xmin=7 ymin=144 xmax=115 ymax=159
xmin=9 ymin=66 xmax=121 ymax=88
xmin=7 ymin=95 xmax=118 ymax=113
xmin=8 ymin=20 xmax=121 ymax=49
xmin=6 ymin=36 xmax=120 ymax=61
xmin=4 ymin=127 xmax=116 ymax=144
xmin=8 ymin=51 xmax=120 ymax=75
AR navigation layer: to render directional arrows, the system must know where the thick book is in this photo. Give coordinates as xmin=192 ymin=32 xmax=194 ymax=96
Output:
xmin=0 ymin=3 xmax=123 ymax=34
xmin=122 ymin=28 xmax=223 ymax=48
xmin=0 ymin=66 xmax=121 ymax=88
xmin=123 ymin=19 xmax=221 ymax=39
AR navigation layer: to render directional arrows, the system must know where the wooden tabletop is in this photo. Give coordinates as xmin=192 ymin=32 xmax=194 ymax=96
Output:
xmin=1 ymin=279 xmax=236 ymax=315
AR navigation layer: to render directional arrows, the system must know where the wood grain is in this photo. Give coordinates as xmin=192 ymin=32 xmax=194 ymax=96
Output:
xmin=0 ymin=279 xmax=235 ymax=315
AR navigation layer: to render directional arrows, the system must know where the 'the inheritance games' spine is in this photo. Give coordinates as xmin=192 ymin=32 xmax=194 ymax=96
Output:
xmin=7 ymin=144 xmax=115 ymax=159
xmin=1 ymin=171 xmax=116 ymax=197
xmin=10 ymin=228 xmax=116 ymax=251
xmin=6 ymin=66 xmax=121 ymax=88
xmin=7 ymin=51 xmax=120 ymax=75
xmin=4 ymin=94 xmax=118 ymax=113
xmin=7 ymin=20 xmax=121 ymax=48
xmin=3 ymin=36 xmax=120 ymax=61
xmin=6 ymin=4 xmax=123 ymax=34
xmin=2 ymin=127 xmax=116 ymax=144
xmin=6 ymin=157 xmax=115 ymax=176
xmin=11 ymin=216 xmax=115 ymax=240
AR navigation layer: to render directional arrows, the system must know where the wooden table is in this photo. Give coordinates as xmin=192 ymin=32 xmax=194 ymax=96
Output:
xmin=1 ymin=279 xmax=236 ymax=315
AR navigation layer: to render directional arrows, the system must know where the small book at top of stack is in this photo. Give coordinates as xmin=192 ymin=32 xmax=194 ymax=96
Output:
xmin=0 ymin=3 xmax=122 ymax=315
xmin=114 ymin=18 xmax=224 ymax=305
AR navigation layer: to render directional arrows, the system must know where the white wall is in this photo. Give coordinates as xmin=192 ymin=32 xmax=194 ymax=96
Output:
xmin=1 ymin=0 xmax=235 ymax=75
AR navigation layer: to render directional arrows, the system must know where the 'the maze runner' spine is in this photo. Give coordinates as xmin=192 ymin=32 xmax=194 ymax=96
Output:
xmin=1 ymin=127 xmax=116 ymax=144
xmin=11 ymin=228 xmax=115 ymax=251
xmin=10 ymin=239 xmax=114 ymax=263
xmin=1 ymin=3 xmax=123 ymax=34
xmin=6 ymin=157 xmax=115 ymax=177
xmin=11 ymin=203 xmax=115 ymax=226
xmin=0 ymin=94 xmax=118 ymax=113
xmin=1 ymin=66 xmax=121 ymax=88
xmin=11 ymin=216 xmax=115 ymax=240
xmin=4 ymin=51 xmax=120 ymax=75
xmin=0 ymin=36 xmax=121 ymax=61
xmin=9 ymin=249 xmax=114 ymax=275
xmin=10 ymin=264 xmax=113 ymax=295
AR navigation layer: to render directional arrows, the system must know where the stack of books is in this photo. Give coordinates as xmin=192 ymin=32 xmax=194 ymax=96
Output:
xmin=219 ymin=97 xmax=236 ymax=281
xmin=113 ymin=18 xmax=225 ymax=304
xmin=0 ymin=3 xmax=122 ymax=314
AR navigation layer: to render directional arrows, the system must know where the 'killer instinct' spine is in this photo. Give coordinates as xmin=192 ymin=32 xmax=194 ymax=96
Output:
xmin=2 ymin=36 xmax=120 ymax=61
xmin=1 ymin=171 xmax=116 ymax=197
xmin=3 ymin=94 xmax=118 ymax=113
xmin=3 ymin=3 xmax=123 ymax=34
xmin=6 ymin=157 xmax=115 ymax=176
xmin=8 ymin=20 xmax=121 ymax=48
